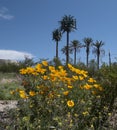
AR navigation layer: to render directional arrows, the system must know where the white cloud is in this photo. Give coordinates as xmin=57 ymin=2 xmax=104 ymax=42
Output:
xmin=0 ymin=7 xmax=14 ymax=20
xmin=0 ymin=50 xmax=34 ymax=60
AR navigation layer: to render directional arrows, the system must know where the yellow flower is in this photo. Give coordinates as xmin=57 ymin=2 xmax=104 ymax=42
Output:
xmin=88 ymin=78 xmax=96 ymax=83
xmin=68 ymin=64 xmax=73 ymax=69
xmin=92 ymin=90 xmax=97 ymax=95
xmin=59 ymin=69 xmax=67 ymax=77
xmin=49 ymin=66 xmax=55 ymax=72
xmin=74 ymin=113 xmax=78 ymax=117
xmin=58 ymin=66 xmax=63 ymax=70
xmin=67 ymin=100 xmax=75 ymax=107
xmin=84 ymin=83 xmax=92 ymax=90
xmin=68 ymin=85 xmax=73 ymax=89
xmin=94 ymin=84 xmax=103 ymax=91
xmin=10 ymin=90 xmax=15 ymax=95
xmin=79 ymin=76 xmax=84 ymax=80
xmin=72 ymin=75 xmax=78 ymax=80
xmin=40 ymin=69 xmax=46 ymax=74
xmin=42 ymin=75 xmax=48 ymax=80
xmin=82 ymin=111 xmax=89 ymax=116
xmin=20 ymin=68 xmax=27 ymax=75
xmin=74 ymin=68 xmax=81 ymax=74
xmin=32 ymin=71 xmax=38 ymax=76
xmin=42 ymin=60 xmax=48 ymax=66
xmin=98 ymin=86 xmax=103 ymax=91
xmin=19 ymin=90 xmax=28 ymax=99
xmin=49 ymin=74 xmax=57 ymax=81
xmin=35 ymin=64 xmax=42 ymax=72
xmin=26 ymin=67 xmax=35 ymax=74
xmin=93 ymin=84 xmax=99 ymax=88
xmin=29 ymin=91 xmax=36 ymax=96
xmin=63 ymin=91 xmax=69 ymax=96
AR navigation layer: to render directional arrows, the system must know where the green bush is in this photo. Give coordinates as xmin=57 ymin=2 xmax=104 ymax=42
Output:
xmin=7 ymin=61 xmax=111 ymax=130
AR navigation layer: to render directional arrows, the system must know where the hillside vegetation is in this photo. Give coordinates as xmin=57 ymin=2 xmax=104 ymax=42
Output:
xmin=0 ymin=72 xmax=22 ymax=100
xmin=0 ymin=58 xmax=34 ymax=100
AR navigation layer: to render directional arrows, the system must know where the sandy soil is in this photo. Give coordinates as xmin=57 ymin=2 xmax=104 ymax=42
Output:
xmin=0 ymin=100 xmax=17 ymax=112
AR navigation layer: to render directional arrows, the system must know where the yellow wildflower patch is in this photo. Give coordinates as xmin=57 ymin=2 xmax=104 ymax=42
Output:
xmin=17 ymin=61 xmax=106 ymax=129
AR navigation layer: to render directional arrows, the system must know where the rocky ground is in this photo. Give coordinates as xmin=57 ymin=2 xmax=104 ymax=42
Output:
xmin=0 ymin=100 xmax=17 ymax=112
xmin=108 ymin=99 xmax=117 ymax=129
xmin=0 ymin=100 xmax=17 ymax=129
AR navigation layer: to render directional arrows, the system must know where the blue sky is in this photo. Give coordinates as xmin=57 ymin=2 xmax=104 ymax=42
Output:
xmin=0 ymin=0 xmax=117 ymax=64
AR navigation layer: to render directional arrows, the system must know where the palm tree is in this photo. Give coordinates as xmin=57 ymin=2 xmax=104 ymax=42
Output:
xmin=61 ymin=45 xmax=73 ymax=64
xmin=59 ymin=15 xmax=76 ymax=65
xmin=70 ymin=40 xmax=82 ymax=65
xmin=92 ymin=40 xmax=105 ymax=69
xmin=52 ymin=29 xmax=62 ymax=59
xmin=61 ymin=45 xmax=72 ymax=60
xmin=83 ymin=37 xmax=93 ymax=67
xmin=61 ymin=46 xmax=67 ymax=56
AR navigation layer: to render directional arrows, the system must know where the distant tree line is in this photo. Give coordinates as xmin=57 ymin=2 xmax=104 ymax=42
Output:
xmin=0 ymin=57 xmax=34 ymax=73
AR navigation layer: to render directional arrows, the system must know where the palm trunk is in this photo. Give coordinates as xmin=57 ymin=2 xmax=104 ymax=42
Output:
xmin=66 ymin=31 xmax=69 ymax=65
xmin=97 ymin=49 xmax=100 ymax=70
xmin=97 ymin=55 xmax=99 ymax=70
xmin=86 ymin=47 xmax=89 ymax=67
xmin=56 ymin=41 xmax=58 ymax=59
xmin=86 ymin=53 xmax=88 ymax=67
xmin=74 ymin=48 xmax=76 ymax=65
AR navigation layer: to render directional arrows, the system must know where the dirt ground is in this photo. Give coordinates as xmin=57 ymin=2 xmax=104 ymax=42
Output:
xmin=0 ymin=100 xmax=17 ymax=112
